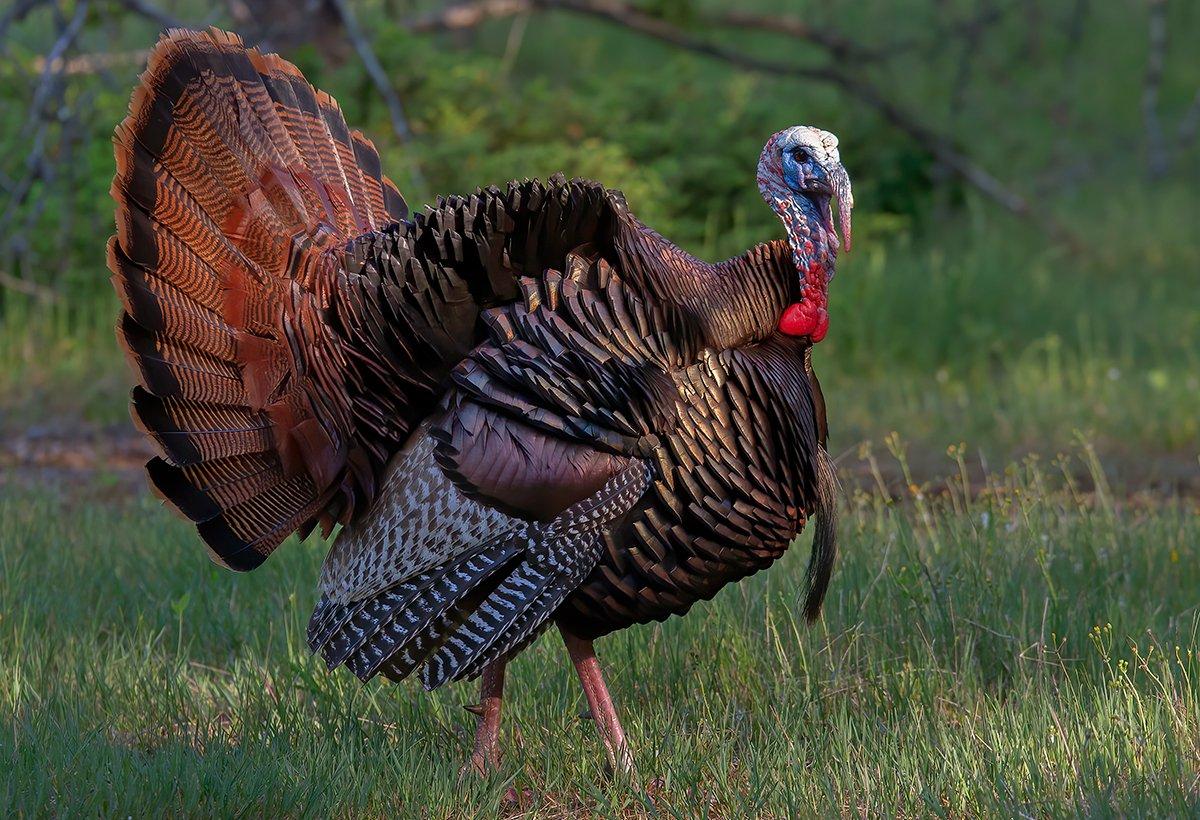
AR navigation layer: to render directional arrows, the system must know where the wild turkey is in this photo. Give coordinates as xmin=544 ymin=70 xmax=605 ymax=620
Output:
xmin=109 ymin=28 xmax=851 ymax=775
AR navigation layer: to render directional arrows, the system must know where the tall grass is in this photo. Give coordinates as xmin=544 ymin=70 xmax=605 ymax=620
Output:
xmin=0 ymin=294 xmax=126 ymax=433
xmin=4 ymin=185 xmax=1195 ymax=462
xmin=2 ymin=446 xmax=1198 ymax=816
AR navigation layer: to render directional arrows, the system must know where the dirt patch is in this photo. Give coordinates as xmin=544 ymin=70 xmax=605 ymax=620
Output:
xmin=3 ymin=421 xmax=1196 ymax=504
xmin=832 ymin=438 xmax=1200 ymax=501
xmin=0 ymin=422 xmax=154 ymax=504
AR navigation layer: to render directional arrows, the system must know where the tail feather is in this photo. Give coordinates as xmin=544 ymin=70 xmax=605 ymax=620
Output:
xmin=120 ymin=316 xmax=247 ymax=405
xmin=131 ymin=388 xmax=274 ymax=464
xmin=195 ymin=473 xmax=318 ymax=566
xmin=803 ymin=445 xmax=840 ymax=622
xmin=110 ymin=28 xmax=406 ymax=570
xmin=147 ymin=454 xmax=282 ymax=520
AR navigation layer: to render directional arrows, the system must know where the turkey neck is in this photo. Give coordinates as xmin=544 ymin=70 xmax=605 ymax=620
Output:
xmin=773 ymin=192 xmax=838 ymax=342
xmin=777 ymin=192 xmax=837 ymax=286
xmin=612 ymin=218 xmax=800 ymax=351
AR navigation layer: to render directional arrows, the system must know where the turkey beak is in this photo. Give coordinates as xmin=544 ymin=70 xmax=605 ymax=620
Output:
xmin=832 ymin=164 xmax=853 ymax=253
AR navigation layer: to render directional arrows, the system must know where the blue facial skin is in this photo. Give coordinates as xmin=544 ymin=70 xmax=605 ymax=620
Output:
xmin=781 ymin=146 xmax=833 ymax=228
xmin=782 ymin=146 xmax=832 ymax=196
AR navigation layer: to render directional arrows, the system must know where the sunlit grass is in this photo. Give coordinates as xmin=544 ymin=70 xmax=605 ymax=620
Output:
xmin=3 ymin=445 xmax=1199 ymax=816
xmin=0 ymin=295 xmax=126 ymax=434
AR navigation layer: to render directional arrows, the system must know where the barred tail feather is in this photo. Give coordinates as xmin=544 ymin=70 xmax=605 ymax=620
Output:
xmin=308 ymin=460 xmax=652 ymax=689
xmin=109 ymin=28 xmax=406 ymax=570
xmin=419 ymin=538 xmax=598 ymax=690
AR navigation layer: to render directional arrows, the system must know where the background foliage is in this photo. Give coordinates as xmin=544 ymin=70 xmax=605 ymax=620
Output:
xmin=2 ymin=0 xmax=1198 ymax=470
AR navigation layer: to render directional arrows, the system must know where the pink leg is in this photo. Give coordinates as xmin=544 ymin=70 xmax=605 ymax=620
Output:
xmin=560 ymin=628 xmax=636 ymax=777
xmin=463 ymin=661 xmax=506 ymax=776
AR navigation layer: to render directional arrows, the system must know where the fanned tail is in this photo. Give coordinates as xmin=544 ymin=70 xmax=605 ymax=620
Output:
xmin=109 ymin=28 xmax=407 ymax=570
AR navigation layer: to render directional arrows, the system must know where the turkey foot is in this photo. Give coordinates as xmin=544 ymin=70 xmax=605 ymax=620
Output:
xmin=560 ymin=627 xmax=637 ymax=779
xmin=462 ymin=661 xmax=506 ymax=777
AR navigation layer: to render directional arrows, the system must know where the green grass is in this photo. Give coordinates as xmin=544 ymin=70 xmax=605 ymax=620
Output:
xmin=0 ymin=295 xmax=127 ymax=434
xmin=4 ymin=449 xmax=1199 ymax=817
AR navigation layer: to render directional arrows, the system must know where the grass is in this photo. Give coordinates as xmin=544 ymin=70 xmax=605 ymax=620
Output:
xmin=3 ymin=446 xmax=1199 ymax=817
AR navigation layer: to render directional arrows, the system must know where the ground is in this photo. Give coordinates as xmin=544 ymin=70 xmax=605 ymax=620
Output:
xmin=3 ymin=429 xmax=1198 ymax=816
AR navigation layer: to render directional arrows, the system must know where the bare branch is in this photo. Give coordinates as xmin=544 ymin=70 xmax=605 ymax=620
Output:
xmin=410 ymin=0 xmax=1004 ymax=65
xmin=401 ymin=0 xmax=1073 ymax=244
xmin=534 ymin=0 xmax=841 ymax=84
xmin=706 ymin=9 xmax=885 ymax=62
xmin=26 ymin=0 xmax=89 ymax=128
xmin=544 ymin=0 xmax=1074 ymax=245
xmin=406 ymin=0 xmax=531 ymax=33
xmin=1142 ymin=0 xmax=1169 ymax=178
xmin=32 ymin=48 xmax=149 ymax=75
xmin=500 ymin=9 xmax=531 ymax=75
xmin=116 ymin=0 xmax=184 ymax=30
xmin=1 ymin=0 xmax=90 ymax=241
xmin=0 ymin=269 xmax=60 ymax=303
xmin=326 ymin=0 xmax=427 ymax=191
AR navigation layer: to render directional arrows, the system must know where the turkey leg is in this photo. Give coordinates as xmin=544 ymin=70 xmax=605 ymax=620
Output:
xmin=560 ymin=628 xmax=636 ymax=777
xmin=463 ymin=660 xmax=506 ymax=775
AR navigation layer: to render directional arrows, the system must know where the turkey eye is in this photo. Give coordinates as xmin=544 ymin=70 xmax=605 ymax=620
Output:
xmin=791 ymin=147 xmax=810 ymax=162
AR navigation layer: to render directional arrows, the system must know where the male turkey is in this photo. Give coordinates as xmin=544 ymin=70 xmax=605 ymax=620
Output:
xmin=110 ymin=28 xmax=851 ymax=775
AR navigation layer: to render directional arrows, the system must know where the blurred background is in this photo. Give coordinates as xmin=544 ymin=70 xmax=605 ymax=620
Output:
xmin=1 ymin=0 xmax=1197 ymax=495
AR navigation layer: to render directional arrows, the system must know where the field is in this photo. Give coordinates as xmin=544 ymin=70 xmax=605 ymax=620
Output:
xmin=2 ymin=0 xmax=1199 ymax=816
xmin=4 ymin=451 xmax=1199 ymax=816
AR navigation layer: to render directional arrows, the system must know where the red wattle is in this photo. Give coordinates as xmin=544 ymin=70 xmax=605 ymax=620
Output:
xmin=778 ymin=302 xmax=828 ymax=342
xmin=780 ymin=233 xmax=832 ymax=342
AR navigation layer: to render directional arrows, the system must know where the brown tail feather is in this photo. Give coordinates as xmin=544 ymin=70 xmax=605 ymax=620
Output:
xmin=110 ymin=28 xmax=406 ymax=570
